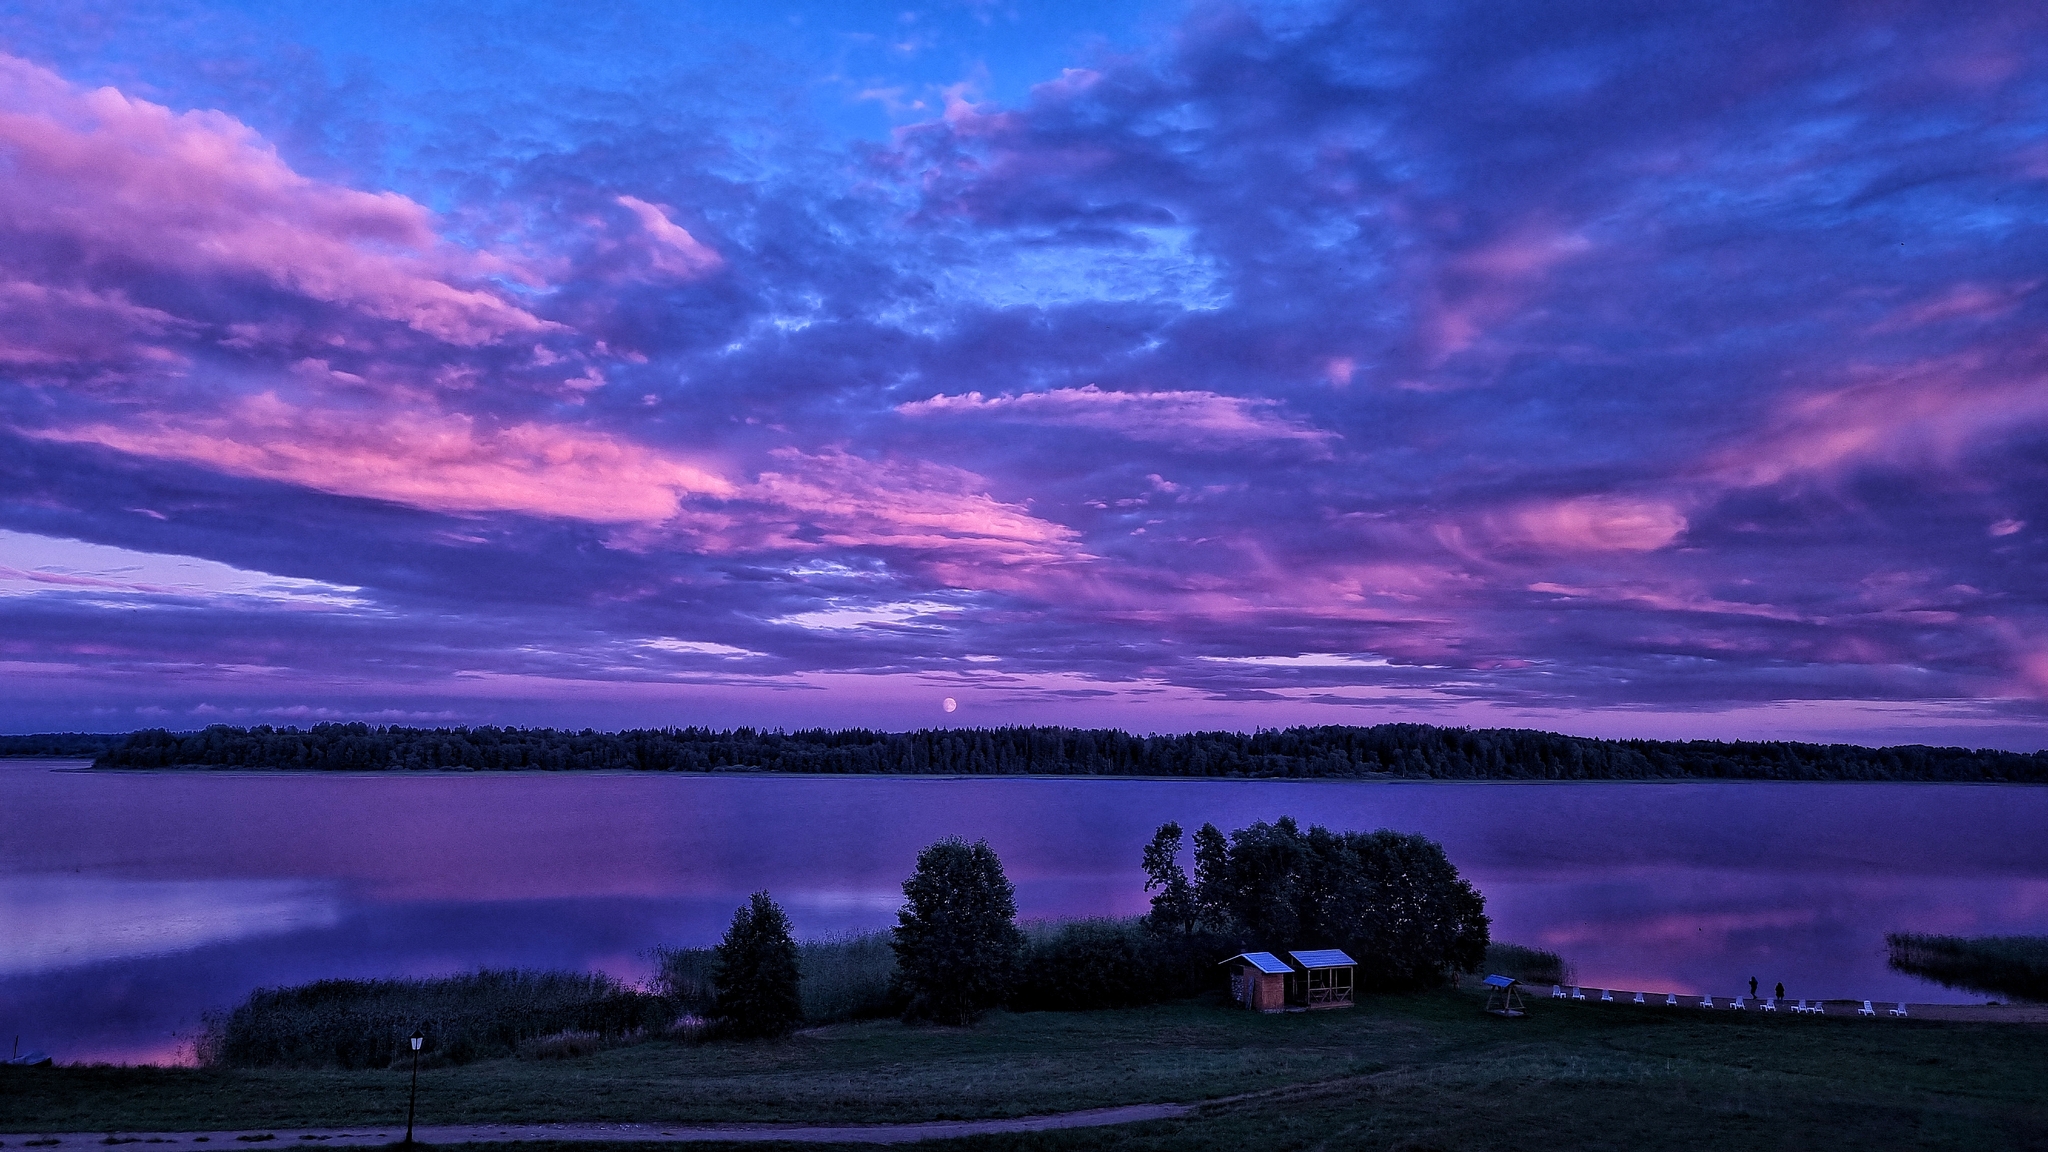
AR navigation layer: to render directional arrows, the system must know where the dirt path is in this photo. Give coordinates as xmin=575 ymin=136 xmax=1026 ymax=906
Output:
xmin=1 ymin=1104 xmax=1191 ymax=1147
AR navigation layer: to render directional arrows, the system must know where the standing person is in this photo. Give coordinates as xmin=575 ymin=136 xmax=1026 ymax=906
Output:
xmin=1750 ymin=976 xmax=1758 ymax=999
xmin=1775 ymin=981 xmax=1785 ymax=1001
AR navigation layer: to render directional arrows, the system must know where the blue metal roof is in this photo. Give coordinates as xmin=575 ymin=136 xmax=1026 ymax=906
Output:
xmin=1482 ymin=974 xmax=1518 ymax=988
xmin=1289 ymin=949 xmax=1357 ymax=969
xmin=1222 ymin=951 xmax=1294 ymax=974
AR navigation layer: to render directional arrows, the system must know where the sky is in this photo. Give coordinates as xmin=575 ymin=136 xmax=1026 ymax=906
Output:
xmin=0 ymin=0 xmax=2044 ymax=746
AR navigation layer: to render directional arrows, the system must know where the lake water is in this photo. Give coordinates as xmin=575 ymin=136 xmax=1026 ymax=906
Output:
xmin=3 ymin=759 xmax=2045 ymax=1064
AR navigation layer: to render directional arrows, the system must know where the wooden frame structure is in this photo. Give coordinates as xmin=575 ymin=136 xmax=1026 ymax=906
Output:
xmin=1482 ymin=974 xmax=1526 ymax=1018
xmin=1287 ymin=950 xmax=1357 ymax=1009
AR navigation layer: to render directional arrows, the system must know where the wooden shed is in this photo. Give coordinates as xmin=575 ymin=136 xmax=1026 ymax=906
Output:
xmin=1221 ymin=952 xmax=1292 ymax=1012
xmin=1288 ymin=949 xmax=1357 ymax=1009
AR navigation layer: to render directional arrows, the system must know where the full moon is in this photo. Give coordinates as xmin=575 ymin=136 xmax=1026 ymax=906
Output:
xmin=942 ymin=697 xmax=957 ymax=713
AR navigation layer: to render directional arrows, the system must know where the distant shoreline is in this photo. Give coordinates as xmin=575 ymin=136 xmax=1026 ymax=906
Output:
xmin=8 ymin=757 xmax=2045 ymax=785
xmin=14 ymin=721 xmax=2047 ymax=783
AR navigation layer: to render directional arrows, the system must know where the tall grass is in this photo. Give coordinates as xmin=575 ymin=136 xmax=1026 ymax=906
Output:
xmin=1482 ymin=942 xmax=1574 ymax=987
xmin=1886 ymin=933 xmax=2048 ymax=1002
xmin=197 ymin=970 xmax=674 ymax=1069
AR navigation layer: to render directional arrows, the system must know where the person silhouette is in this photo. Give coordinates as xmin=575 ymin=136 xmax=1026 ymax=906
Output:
xmin=1750 ymin=976 xmax=1758 ymax=998
xmin=1775 ymin=981 xmax=1785 ymax=1000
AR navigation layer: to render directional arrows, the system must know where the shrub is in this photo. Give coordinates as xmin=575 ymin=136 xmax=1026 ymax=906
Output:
xmin=892 ymin=838 xmax=1023 ymax=1024
xmin=1011 ymin=920 xmax=1154 ymax=1011
xmin=1008 ymin=919 xmax=1238 ymax=1012
xmin=712 ymin=891 xmax=804 ymax=1038
xmin=517 ymin=1029 xmax=606 ymax=1060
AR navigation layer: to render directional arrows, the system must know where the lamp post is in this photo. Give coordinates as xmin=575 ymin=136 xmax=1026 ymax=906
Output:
xmin=405 ymin=1030 xmax=424 ymax=1144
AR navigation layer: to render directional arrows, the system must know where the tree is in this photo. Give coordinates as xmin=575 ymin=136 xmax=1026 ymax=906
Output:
xmin=1193 ymin=818 xmax=1490 ymax=991
xmin=892 ymin=837 xmax=1023 ymax=1024
xmin=1192 ymin=821 xmax=1235 ymax=931
xmin=711 ymin=891 xmax=803 ymax=1038
xmin=1141 ymin=822 xmax=1198 ymax=933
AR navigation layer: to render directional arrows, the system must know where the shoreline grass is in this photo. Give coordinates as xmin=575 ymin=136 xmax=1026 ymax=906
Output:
xmin=1888 ymin=933 xmax=2048 ymax=1003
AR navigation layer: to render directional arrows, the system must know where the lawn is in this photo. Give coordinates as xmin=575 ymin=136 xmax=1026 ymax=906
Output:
xmin=5 ymin=990 xmax=2045 ymax=1151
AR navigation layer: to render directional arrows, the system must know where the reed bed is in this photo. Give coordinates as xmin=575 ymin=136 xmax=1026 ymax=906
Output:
xmin=1886 ymin=932 xmax=2048 ymax=1002
xmin=197 ymin=970 xmax=673 ymax=1069
xmin=1483 ymin=942 xmax=1575 ymax=987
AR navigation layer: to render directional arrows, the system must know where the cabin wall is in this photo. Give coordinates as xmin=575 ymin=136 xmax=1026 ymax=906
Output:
xmin=1251 ymin=971 xmax=1287 ymax=1011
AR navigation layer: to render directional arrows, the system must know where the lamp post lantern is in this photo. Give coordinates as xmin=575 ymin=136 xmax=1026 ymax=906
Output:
xmin=405 ymin=1030 xmax=424 ymax=1144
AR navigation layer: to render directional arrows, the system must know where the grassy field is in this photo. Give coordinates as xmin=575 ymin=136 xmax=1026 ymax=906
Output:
xmin=5 ymin=988 xmax=2046 ymax=1151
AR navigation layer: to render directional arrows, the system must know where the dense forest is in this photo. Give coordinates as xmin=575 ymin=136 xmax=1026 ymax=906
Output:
xmin=76 ymin=722 xmax=2048 ymax=781
xmin=0 ymin=732 xmax=124 ymax=757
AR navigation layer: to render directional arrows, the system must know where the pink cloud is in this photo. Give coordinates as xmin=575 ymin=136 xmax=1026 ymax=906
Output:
xmin=898 ymin=384 xmax=1335 ymax=447
xmin=1419 ymin=225 xmax=1592 ymax=362
xmin=1527 ymin=580 xmax=1810 ymax=624
xmin=737 ymin=449 xmax=1088 ymax=573
xmin=615 ymin=195 xmax=724 ymax=279
xmin=0 ymin=53 xmax=550 ymax=348
xmin=1867 ymin=280 xmax=2035 ymax=333
xmin=1491 ymin=496 xmax=1689 ymax=553
xmin=31 ymin=395 xmax=732 ymax=523
xmin=0 ymin=278 xmax=189 ymax=377
xmin=1709 ymin=352 xmax=2048 ymax=487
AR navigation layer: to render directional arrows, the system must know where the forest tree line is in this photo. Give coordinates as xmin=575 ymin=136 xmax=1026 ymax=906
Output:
xmin=75 ymin=721 xmax=2048 ymax=781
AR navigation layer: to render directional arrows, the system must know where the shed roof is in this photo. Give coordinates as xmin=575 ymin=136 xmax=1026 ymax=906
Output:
xmin=1289 ymin=949 xmax=1357 ymax=969
xmin=1222 ymin=951 xmax=1293 ymax=974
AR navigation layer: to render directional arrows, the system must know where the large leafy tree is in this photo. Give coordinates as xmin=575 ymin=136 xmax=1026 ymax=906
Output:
xmin=1182 ymin=818 xmax=1489 ymax=990
xmin=892 ymin=837 xmax=1023 ymax=1024
xmin=1191 ymin=821 xmax=1235 ymax=931
xmin=712 ymin=891 xmax=804 ymax=1038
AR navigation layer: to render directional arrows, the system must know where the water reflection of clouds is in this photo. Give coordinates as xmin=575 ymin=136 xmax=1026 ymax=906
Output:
xmin=0 ymin=875 xmax=340 ymax=975
xmin=7 ymin=770 xmax=2048 ymax=1062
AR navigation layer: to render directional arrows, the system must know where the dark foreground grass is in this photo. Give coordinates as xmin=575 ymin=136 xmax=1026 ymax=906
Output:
xmin=6 ymin=990 xmax=2046 ymax=1151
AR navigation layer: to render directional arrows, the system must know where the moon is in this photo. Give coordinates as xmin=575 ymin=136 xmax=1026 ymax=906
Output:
xmin=942 ymin=697 xmax=957 ymax=713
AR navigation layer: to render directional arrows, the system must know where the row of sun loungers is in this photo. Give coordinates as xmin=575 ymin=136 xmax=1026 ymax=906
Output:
xmin=1548 ymin=986 xmax=1909 ymax=1017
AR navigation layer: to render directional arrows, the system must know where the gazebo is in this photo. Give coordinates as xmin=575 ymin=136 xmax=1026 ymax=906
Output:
xmin=1287 ymin=950 xmax=1357 ymax=1009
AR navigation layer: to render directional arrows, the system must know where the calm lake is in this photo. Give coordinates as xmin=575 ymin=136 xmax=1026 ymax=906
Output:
xmin=4 ymin=759 xmax=2046 ymax=1063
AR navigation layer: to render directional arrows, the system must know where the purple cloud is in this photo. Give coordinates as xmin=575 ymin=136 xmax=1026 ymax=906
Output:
xmin=0 ymin=0 xmax=2044 ymax=743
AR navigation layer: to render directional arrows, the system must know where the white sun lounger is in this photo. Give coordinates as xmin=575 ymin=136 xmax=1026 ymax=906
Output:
xmin=1760 ymin=997 xmax=1776 ymax=1012
xmin=1553 ymin=984 xmax=1567 ymax=999
xmin=1665 ymin=993 xmax=1679 ymax=1006
xmin=1859 ymin=1000 xmax=1876 ymax=1017
xmin=1571 ymin=986 xmax=1586 ymax=1000
xmin=1633 ymin=991 xmax=1646 ymax=1004
xmin=1600 ymin=989 xmax=1614 ymax=1002
xmin=1730 ymin=996 xmax=1745 ymax=1010
xmin=1890 ymin=1002 xmax=1909 ymax=1018
xmin=1699 ymin=995 xmax=1715 ymax=1008
xmin=1810 ymin=1000 xmax=1826 ymax=1015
